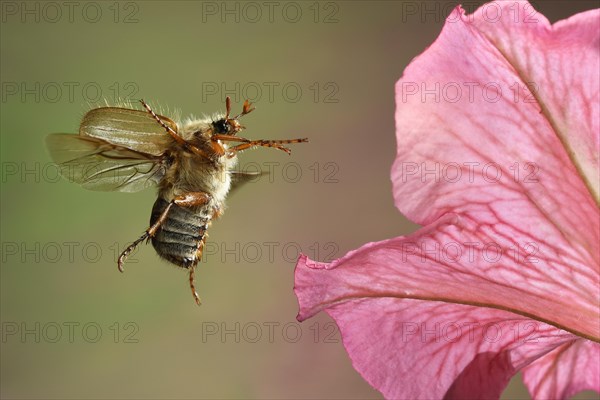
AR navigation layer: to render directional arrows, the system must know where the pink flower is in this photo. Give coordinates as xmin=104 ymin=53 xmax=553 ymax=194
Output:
xmin=294 ymin=2 xmax=600 ymax=399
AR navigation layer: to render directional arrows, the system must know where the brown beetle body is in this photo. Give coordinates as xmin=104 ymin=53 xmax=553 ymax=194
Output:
xmin=46 ymin=97 xmax=307 ymax=304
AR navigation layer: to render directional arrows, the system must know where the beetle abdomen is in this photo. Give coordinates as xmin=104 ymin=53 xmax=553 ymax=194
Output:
xmin=150 ymin=198 xmax=210 ymax=268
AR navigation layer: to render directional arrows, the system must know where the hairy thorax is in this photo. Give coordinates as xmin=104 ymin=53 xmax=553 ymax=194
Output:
xmin=159 ymin=141 xmax=238 ymax=212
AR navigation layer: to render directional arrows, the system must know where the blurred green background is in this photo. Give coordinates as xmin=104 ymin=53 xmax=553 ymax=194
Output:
xmin=1 ymin=1 xmax=597 ymax=399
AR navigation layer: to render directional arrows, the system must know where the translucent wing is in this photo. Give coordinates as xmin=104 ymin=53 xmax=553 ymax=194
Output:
xmin=80 ymin=107 xmax=177 ymax=156
xmin=46 ymin=134 xmax=164 ymax=192
xmin=229 ymin=170 xmax=265 ymax=194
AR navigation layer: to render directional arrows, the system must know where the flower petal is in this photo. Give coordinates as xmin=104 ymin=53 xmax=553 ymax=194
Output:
xmin=522 ymin=340 xmax=600 ymax=399
xmin=388 ymin=2 xmax=599 ymax=338
xmin=322 ymin=296 xmax=578 ymax=400
xmin=393 ymin=3 xmax=599 ymax=231
xmin=295 ymin=215 xmax=599 ymax=339
xmin=294 ymin=2 xmax=600 ymax=398
xmin=471 ymin=1 xmax=600 ymax=203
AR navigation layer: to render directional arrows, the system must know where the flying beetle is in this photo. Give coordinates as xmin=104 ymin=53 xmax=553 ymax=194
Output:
xmin=46 ymin=97 xmax=308 ymax=304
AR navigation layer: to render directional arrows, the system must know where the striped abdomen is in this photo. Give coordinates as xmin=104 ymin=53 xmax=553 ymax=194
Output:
xmin=150 ymin=198 xmax=211 ymax=268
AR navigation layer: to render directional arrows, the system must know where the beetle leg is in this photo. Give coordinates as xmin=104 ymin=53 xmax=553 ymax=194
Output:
xmin=189 ymin=264 xmax=201 ymax=306
xmin=226 ymin=138 xmax=308 ymax=157
xmin=117 ymin=201 xmax=175 ymax=272
xmin=139 ymin=99 xmax=211 ymax=160
xmin=173 ymin=192 xmax=212 ymax=207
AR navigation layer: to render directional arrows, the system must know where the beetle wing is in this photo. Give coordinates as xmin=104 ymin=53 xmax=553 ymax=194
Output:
xmin=229 ymin=170 xmax=265 ymax=194
xmin=46 ymin=134 xmax=165 ymax=192
xmin=80 ymin=107 xmax=177 ymax=156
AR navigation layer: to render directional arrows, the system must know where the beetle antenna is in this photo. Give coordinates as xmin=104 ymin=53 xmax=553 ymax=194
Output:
xmin=233 ymin=99 xmax=255 ymax=120
xmin=224 ymin=96 xmax=232 ymax=120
